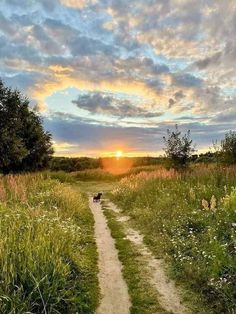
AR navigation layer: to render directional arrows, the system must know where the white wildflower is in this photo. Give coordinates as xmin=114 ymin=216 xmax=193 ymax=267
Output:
xmin=210 ymin=195 xmax=217 ymax=211
xmin=202 ymin=199 xmax=209 ymax=210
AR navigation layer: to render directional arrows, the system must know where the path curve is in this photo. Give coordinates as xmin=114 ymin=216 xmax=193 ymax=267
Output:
xmin=89 ymin=198 xmax=131 ymax=314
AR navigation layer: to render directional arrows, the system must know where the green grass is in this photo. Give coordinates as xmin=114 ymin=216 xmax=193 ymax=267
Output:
xmin=44 ymin=170 xmax=77 ymax=183
xmin=72 ymin=169 xmax=118 ymax=182
xmin=102 ymin=203 xmax=167 ymax=314
xmin=111 ymin=165 xmax=236 ymax=313
xmin=71 ymin=165 xmax=165 ymax=182
xmin=0 ymin=173 xmax=99 ymax=313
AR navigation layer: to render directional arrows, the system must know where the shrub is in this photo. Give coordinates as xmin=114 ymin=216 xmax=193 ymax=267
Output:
xmin=221 ymin=131 xmax=236 ymax=164
xmin=163 ymin=125 xmax=195 ymax=170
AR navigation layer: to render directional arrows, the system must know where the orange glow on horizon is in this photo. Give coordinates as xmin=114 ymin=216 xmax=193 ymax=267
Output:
xmin=115 ymin=150 xmax=123 ymax=158
xmin=101 ymin=154 xmax=133 ymax=174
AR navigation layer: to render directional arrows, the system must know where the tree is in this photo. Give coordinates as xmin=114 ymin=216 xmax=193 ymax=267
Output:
xmin=0 ymin=80 xmax=53 ymax=174
xmin=163 ymin=125 xmax=195 ymax=170
xmin=220 ymin=131 xmax=236 ymax=164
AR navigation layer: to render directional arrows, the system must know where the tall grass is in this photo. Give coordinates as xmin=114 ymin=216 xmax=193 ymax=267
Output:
xmin=112 ymin=165 xmax=236 ymax=313
xmin=0 ymin=173 xmax=98 ymax=313
xmin=71 ymin=165 xmax=165 ymax=182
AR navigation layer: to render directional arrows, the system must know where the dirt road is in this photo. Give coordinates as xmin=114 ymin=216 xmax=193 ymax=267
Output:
xmin=89 ymin=198 xmax=131 ymax=314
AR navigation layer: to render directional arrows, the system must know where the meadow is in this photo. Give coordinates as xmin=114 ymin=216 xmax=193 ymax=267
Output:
xmin=0 ymin=174 xmax=98 ymax=313
xmin=111 ymin=165 xmax=236 ymax=313
xmin=0 ymin=164 xmax=235 ymax=313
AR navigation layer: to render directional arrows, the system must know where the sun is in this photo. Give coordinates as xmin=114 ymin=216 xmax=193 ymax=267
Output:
xmin=115 ymin=150 xmax=123 ymax=158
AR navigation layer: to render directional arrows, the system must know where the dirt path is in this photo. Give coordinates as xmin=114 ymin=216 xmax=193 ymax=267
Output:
xmin=106 ymin=201 xmax=187 ymax=314
xmin=89 ymin=198 xmax=131 ymax=314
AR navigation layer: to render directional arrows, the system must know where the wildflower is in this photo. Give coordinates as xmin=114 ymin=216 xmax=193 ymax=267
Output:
xmin=224 ymin=185 xmax=227 ymax=194
xmin=210 ymin=195 xmax=217 ymax=211
xmin=202 ymin=199 xmax=209 ymax=210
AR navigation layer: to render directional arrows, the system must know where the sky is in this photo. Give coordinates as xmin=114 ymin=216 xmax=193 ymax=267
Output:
xmin=0 ymin=0 xmax=236 ymax=157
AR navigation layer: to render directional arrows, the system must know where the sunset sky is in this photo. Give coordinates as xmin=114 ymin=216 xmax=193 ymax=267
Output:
xmin=0 ymin=0 xmax=236 ymax=156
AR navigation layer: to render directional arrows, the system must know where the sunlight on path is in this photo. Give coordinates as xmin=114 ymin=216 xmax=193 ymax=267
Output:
xmin=89 ymin=198 xmax=131 ymax=314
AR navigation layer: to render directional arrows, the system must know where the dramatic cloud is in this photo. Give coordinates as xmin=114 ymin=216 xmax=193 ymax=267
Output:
xmin=72 ymin=92 xmax=163 ymax=118
xmin=0 ymin=0 xmax=235 ymax=155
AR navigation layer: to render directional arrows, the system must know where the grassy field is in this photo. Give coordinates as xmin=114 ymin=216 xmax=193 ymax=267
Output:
xmin=111 ymin=165 xmax=236 ymax=313
xmin=1 ymin=164 xmax=236 ymax=313
xmin=70 ymin=165 xmax=163 ymax=182
xmin=0 ymin=173 xmax=99 ymax=313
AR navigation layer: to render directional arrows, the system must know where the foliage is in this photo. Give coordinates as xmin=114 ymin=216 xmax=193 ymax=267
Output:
xmin=49 ymin=157 xmax=166 ymax=173
xmin=132 ymin=157 xmax=166 ymax=167
xmin=163 ymin=125 xmax=195 ymax=170
xmin=0 ymin=80 xmax=53 ymax=174
xmin=112 ymin=165 xmax=236 ymax=313
xmin=221 ymin=131 xmax=236 ymax=164
xmin=49 ymin=157 xmax=99 ymax=172
xmin=196 ymin=151 xmax=216 ymax=163
xmin=0 ymin=173 xmax=99 ymax=313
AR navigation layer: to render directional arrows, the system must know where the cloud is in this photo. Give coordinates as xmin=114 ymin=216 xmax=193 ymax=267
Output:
xmin=0 ymin=12 xmax=16 ymax=36
xmin=194 ymin=52 xmax=222 ymax=70
xmin=44 ymin=115 xmax=164 ymax=154
xmin=174 ymin=90 xmax=185 ymax=100
xmin=72 ymin=92 xmax=163 ymax=118
xmin=172 ymin=73 xmax=203 ymax=88
xmin=60 ymin=0 xmax=91 ymax=9
xmin=43 ymin=114 xmax=235 ymax=156
xmin=1 ymin=0 xmax=236 ymax=155
xmin=34 ymin=102 xmax=47 ymax=112
xmin=211 ymin=109 xmax=236 ymax=123
xmin=168 ymin=98 xmax=175 ymax=108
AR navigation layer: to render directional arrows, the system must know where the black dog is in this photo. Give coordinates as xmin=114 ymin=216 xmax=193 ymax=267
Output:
xmin=93 ymin=192 xmax=102 ymax=202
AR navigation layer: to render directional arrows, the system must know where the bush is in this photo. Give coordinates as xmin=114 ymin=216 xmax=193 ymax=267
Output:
xmin=221 ymin=131 xmax=236 ymax=164
xmin=163 ymin=125 xmax=195 ymax=170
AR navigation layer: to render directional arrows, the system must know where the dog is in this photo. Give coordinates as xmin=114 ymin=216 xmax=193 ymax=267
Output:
xmin=93 ymin=192 xmax=102 ymax=202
